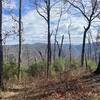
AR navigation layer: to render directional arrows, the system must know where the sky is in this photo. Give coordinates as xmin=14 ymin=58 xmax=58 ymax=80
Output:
xmin=2 ymin=0 xmax=100 ymax=45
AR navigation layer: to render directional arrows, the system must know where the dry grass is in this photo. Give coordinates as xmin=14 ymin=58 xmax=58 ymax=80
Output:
xmin=1 ymin=68 xmax=100 ymax=100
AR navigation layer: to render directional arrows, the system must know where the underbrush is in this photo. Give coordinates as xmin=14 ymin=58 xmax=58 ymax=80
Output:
xmin=3 ymin=59 xmax=97 ymax=81
xmin=86 ymin=59 xmax=96 ymax=71
xmin=3 ymin=62 xmax=17 ymax=80
xmin=27 ymin=60 xmax=46 ymax=77
xmin=27 ymin=58 xmax=97 ymax=78
xmin=1 ymin=59 xmax=99 ymax=100
xmin=2 ymin=66 xmax=100 ymax=100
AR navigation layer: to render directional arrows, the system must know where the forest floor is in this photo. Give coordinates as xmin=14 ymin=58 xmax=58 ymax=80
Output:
xmin=1 ymin=68 xmax=100 ymax=100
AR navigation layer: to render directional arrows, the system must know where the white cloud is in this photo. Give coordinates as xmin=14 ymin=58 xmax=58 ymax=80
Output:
xmin=3 ymin=0 xmax=16 ymax=9
xmin=2 ymin=14 xmax=19 ymax=44
xmin=2 ymin=0 xmax=99 ymax=45
xmin=22 ymin=10 xmax=48 ymax=43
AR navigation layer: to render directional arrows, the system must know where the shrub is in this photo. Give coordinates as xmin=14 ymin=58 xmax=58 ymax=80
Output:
xmin=53 ymin=58 xmax=65 ymax=72
xmin=86 ymin=60 xmax=96 ymax=71
xmin=27 ymin=60 xmax=46 ymax=77
xmin=3 ymin=62 xmax=17 ymax=80
xmin=70 ymin=59 xmax=81 ymax=69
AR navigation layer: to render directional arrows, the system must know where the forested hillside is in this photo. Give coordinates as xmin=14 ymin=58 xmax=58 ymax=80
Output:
xmin=0 ymin=0 xmax=100 ymax=100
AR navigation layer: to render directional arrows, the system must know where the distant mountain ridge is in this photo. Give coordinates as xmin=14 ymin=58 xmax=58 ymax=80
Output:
xmin=3 ymin=42 xmax=99 ymax=65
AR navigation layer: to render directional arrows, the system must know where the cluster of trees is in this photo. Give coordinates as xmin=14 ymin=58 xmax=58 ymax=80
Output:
xmin=0 ymin=0 xmax=100 ymax=90
xmin=35 ymin=0 xmax=100 ymax=74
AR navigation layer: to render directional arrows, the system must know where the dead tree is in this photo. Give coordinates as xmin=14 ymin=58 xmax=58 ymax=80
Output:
xmin=53 ymin=2 xmax=71 ymax=62
xmin=56 ymin=35 xmax=64 ymax=58
xmin=37 ymin=50 xmax=44 ymax=62
xmin=53 ymin=7 xmax=63 ymax=62
xmin=67 ymin=21 xmax=72 ymax=65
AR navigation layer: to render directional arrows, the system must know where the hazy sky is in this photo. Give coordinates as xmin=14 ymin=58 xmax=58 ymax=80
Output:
xmin=2 ymin=0 xmax=99 ymax=45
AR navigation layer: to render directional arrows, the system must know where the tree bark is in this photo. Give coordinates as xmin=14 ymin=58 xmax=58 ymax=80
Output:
xmin=68 ymin=25 xmax=72 ymax=65
xmin=47 ymin=0 xmax=51 ymax=78
xmin=58 ymin=35 xmax=64 ymax=58
xmin=81 ymin=21 xmax=91 ymax=67
xmin=18 ymin=0 xmax=22 ymax=79
xmin=0 ymin=0 xmax=4 ymax=90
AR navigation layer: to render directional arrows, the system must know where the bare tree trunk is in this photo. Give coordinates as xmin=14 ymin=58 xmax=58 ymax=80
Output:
xmin=53 ymin=40 xmax=56 ymax=62
xmin=68 ymin=24 xmax=72 ymax=65
xmin=69 ymin=33 xmax=71 ymax=65
xmin=18 ymin=0 xmax=22 ymax=79
xmin=0 ymin=0 xmax=3 ymax=90
xmin=53 ymin=9 xmax=62 ymax=63
xmin=88 ymin=36 xmax=92 ymax=60
xmin=35 ymin=0 xmax=51 ymax=77
xmin=58 ymin=35 xmax=64 ymax=58
xmin=47 ymin=0 xmax=51 ymax=78
xmin=56 ymin=35 xmax=64 ymax=58
xmin=38 ymin=50 xmax=44 ymax=62
xmin=81 ymin=22 xmax=91 ymax=67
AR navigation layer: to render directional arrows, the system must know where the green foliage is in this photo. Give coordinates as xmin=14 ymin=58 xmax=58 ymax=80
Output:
xmin=26 ymin=58 xmax=97 ymax=77
xmin=86 ymin=60 xmax=96 ymax=70
xmin=20 ymin=65 xmax=28 ymax=78
xmin=65 ymin=59 xmax=80 ymax=70
xmin=27 ymin=61 xmax=46 ymax=77
xmin=3 ymin=62 xmax=17 ymax=80
xmin=70 ymin=59 xmax=81 ymax=68
xmin=53 ymin=58 xmax=65 ymax=72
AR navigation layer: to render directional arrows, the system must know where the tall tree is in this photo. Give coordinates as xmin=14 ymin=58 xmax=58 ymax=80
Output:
xmin=18 ymin=0 xmax=22 ymax=79
xmin=0 ymin=0 xmax=3 ymax=89
xmin=35 ymin=0 xmax=51 ymax=77
xmin=47 ymin=0 xmax=51 ymax=77
xmin=64 ymin=0 xmax=100 ymax=66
